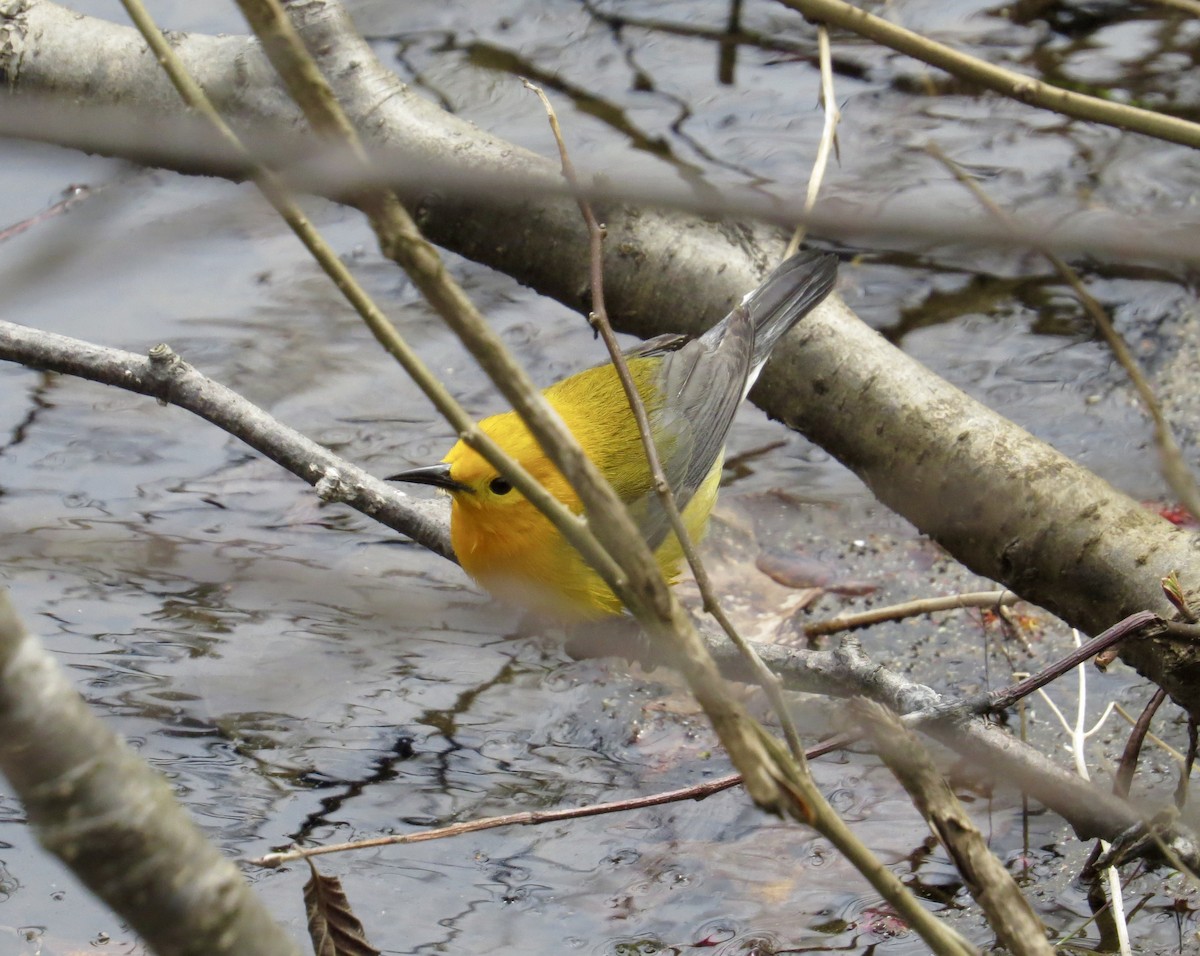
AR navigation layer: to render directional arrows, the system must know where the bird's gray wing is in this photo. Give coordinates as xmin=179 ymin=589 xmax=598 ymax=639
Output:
xmin=627 ymin=308 xmax=754 ymax=552
xmin=614 ymin=250 xmax=838 ymax=552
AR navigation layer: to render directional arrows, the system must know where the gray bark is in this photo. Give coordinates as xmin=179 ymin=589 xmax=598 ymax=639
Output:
xmin=0 ymin=590 xmax=301 ymax=956
xmin=0 ymin=324 xmax=454 ymax=557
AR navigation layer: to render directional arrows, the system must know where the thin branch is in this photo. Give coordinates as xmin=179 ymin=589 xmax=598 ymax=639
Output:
xmin=1037 ymin=630 xmax=1132 ymax=956
xmin=252 ymin=772 xmax=745 ymax=867
xmin=784 ymin=23 xmax=839 ymax=258
xmin=227 ymin=12 xmax=976 ymax=948
xmin=0 ymin=183 xmax=95 ymax=243
xmin=583 ymin=617 xmax=1200 ymax=861
xmin=523 ymin=80 xmax=808 ymax=765
xmin=855 ymin=699 xmax=1054 ymax=956
xmin=804 ymin=589 xmax=1018 ymax=637
xmin=1114 ymin=700 xmax=1184 ymax=764
xmin=1176 ymin=718 xmax=1198 ymax=809
xmin=775 ymin=0 xmax=1200 ymax=150
xmin=0 ymin=327 xmax=454 ymax=556
xmin=110 ymin=1 xmax=875 ymax=937
xmin=520 ymin=80 xmax=717 ymax=629
xmin=921 ymin=611 xmax=1166 ymax=722
xmin=0 ymin=92 xmax=1196 ymax=273
xmin=1113 ymin=688 xmax=1169 ymax=799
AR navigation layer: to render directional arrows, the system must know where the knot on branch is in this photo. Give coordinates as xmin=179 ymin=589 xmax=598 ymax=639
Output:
xmin=315 ymin=467 xmax=353 ymax=503
xmin=1011 ymin=78 xmax=1037 ymax=101
xmin=147 ymin=342 xmax=178 ymax=366
xmin=145 ymin=343 xmax=184 ymax=406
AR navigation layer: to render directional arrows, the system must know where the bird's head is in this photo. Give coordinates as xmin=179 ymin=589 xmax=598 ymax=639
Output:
xmin=387 ymin=411 xmax=573 ymax=519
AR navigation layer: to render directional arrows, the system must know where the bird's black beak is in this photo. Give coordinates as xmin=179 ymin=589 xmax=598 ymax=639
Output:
xmin=386 ymin=462 xmax=470 ymax=493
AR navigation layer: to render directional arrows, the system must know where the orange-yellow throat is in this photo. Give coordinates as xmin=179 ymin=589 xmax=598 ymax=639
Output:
xmin=388 ymin=250 xmax=838 ymax=622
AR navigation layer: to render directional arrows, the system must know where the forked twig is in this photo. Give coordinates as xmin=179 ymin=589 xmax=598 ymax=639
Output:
xmin=1037 ymin=630 xmax=1132 ymax=955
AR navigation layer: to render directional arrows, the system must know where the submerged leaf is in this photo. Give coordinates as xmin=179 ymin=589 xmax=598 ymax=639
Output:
xmin=303 ymin=859 xmax=381 ymax=956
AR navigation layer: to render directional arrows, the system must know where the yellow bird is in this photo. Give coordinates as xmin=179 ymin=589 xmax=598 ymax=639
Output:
xmin=389 ymin=251 xmax=838 ymax=620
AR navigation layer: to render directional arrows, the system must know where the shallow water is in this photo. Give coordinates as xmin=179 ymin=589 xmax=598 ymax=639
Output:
xmin=1 ymin=1 xmax=1198 ymax=954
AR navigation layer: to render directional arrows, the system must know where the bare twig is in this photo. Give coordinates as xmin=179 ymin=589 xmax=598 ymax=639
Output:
xmin=1176 ymin=718 xmax=1198 ymax=809
xmin=111 ymin=2 xmax=869 ymax=941
xmin=784 ymin=23 xmax=839 ymax=257
xmin=1114 ymin=702 xmax=1185 ymax=764
xmin=1114 ymin=688 xmax=1169 ymax=799
xmin=252 ymin=772 xmax=745 ymax=867
xmin=855 ymin=699 xmax=1054 ymax=955
xmin=1037 ymin=631 xmax=1132 ymax=955
xmin=583 ymin=620 xmax=1199 ymax=858
xmin=918 ymin=611 xmax=1166 ymax=722
xmin=804 ymin=589 xmax=1018 ymax=637
xmin=1084 ymin=686 xmax=1166 ymax=878
xmin=2 ymin=94 xmax=1197 ymax=274
xmin=0 ymin=184 xmax=95 ymax=243
xmin=776 ymin=0 xmax=1200 ymax=150
xmin=0 ymin=326 xmax=455 ymax=556
xmin=523 ymin=80 xmax=809 ymax=764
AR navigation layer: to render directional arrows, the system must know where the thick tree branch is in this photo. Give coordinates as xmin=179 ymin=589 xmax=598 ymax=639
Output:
xmin=755 ymin=292 xmax=1200 ymax=715
xmin=0 ymin=590 xmax=301 ymax=956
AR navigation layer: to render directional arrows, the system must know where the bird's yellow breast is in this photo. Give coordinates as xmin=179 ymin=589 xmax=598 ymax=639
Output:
xmin=444 ymin=358 xmax=722 ymax=620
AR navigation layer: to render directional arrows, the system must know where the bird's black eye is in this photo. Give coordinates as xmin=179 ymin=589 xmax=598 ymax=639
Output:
xmin=489 ymin=477 xmax=513 ymax=496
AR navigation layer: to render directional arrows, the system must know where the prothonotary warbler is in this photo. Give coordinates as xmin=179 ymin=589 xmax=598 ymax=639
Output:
xmin=389 ymin=250 xmax=838 ymax=620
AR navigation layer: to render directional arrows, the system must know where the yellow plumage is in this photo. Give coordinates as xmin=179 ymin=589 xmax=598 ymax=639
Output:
xmin=389 ymin=251 xmax=838 ymax=621
xmin=443 ymin=357 xmax=723 ymax=619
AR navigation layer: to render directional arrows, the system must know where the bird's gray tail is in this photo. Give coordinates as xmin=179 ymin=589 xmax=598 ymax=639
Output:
xmin=731 ymin=250 xmax=839 ymax=373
